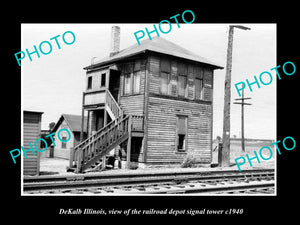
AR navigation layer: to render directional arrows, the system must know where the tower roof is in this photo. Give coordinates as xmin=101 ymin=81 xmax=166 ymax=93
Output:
xmin=84 ymin=36 xmax=223 ymax=70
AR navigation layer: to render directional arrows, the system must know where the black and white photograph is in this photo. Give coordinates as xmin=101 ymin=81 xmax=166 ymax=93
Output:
xmin=4 ymin=4 xmax=298 ymax=221
xmin=21 ymin=23 xmax=276 ymax=196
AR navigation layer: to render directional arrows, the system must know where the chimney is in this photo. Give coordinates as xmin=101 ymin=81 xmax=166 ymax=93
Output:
xmin=110 ymin=26 xmax=120 ymax=57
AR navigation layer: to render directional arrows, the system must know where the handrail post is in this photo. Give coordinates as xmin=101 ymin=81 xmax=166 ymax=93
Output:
xmin=126 ymin=115 xmax=132 ymax=169
xmin=69 ymin=147 xmax=74 ymax=168
xmin=106 ymin=88 xmax=122 ymax=118
xmin=80 ymin=93 xmax=85 ymax=142
xmin=76 ymin=148 xmax=83 ymax=173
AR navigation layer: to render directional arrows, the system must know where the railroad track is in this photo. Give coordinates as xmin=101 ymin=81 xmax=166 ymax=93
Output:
xmin=23 ymin=169 xmax=275 ymax=195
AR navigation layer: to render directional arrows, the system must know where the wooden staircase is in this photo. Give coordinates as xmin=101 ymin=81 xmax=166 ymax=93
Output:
xmin=105 ymin=89 xmax=122 ymax=120
xmin=69 ymin=89 xmax=143 ymax=173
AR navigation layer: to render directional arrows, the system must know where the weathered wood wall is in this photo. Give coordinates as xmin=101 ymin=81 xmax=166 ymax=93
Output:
xmin=146 ymin=96 xmax=212 ymax=163
xmin=144 ymin=54 xmax=213 ymax=164
xmin=23 ymin=111 xmax=42 ymax=176
xmin=86 ymin=68 xmax=109 ymax=90
xmin=119 ymin=58 xmax=146 ymax=116
xmin=148 ymin=54 xmax=214 ymax=101
xmin=119 ymin=95 xmax=144 ymax=116
xmin=117 ymin=58 xmax=148 ymax=163
xmin=84 ymin=54 xmax=215 ymax=165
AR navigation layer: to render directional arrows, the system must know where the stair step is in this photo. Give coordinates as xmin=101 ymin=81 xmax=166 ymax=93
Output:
xmin=72 ymin=114 xmax=131 ymax=173
xmin=66 ymin=166 xmax=76 ymax=172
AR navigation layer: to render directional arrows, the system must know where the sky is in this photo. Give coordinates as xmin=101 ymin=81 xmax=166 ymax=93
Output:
xmin=22 ymin=23 xmax=276 ymax=139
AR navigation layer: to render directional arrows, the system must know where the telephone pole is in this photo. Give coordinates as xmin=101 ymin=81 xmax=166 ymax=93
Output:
xmin=219 ymin=25 xmax=250 ymax=167
xmin=233 ymin=89 xmax=252 ymax=152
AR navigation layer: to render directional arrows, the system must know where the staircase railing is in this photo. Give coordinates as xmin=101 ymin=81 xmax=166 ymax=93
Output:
xmin=71 ymin=116 xmax=121 ymax=168
xmin=106 ymin=89 xmax=122 ymax=119
xmin=69 ymin=87 xmax=145 ymax=173
xmin=131 ymin=115 xmax=144 ymax=131
xmin=75 ymin=115 xmax=130 ymax=172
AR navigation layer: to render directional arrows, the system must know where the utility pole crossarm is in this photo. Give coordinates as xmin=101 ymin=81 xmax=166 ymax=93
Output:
xmin=234 ymin=97 xmax=252 ymax=100
xmin=231 ymin=25 xmax=251 ymax=30
xmin=233 ymin=102 xmax=252 ymax=105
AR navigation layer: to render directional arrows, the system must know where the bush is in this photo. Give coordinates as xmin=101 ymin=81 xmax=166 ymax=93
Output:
xmin=181 ymin=154 xmax=198 ymax=168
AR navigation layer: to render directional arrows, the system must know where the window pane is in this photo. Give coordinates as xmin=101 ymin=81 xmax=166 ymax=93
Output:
xmin=87 ymin=76 xmax=92 ymax=89
xmin=160 ymin=72 xmax=169 ymax=94
xmin=178 ymin=117 xmax=186 ymax=134
xmin=133 ymin=72 xmax=140 ymax=94
xmin=178 ymin=62 xmax=187 ymax=75
xmin=125 ymin=64 xmax=133 ymax=73
xmin=124 ymin=73 xmax=131 ymax=94
xmin=161 ymin=58 xmax=171 ymax=73
xmin=101 ymin=73 xmax=106 ymax=87
xmin=178 ymin=134 xmax=185 ymax=150
xmin=177 ymin=116 xmax=187 ymax=151
xmin=195 ymin=78 xmax=203 ymax=99
xmin=61 ymin=137 xmax=67 ymax=149
xmin=195 ymin=66 xmax=203 ymax=79
xmin=134 ymin=60 xmax=141 ymax=72
xmin=204 ymin=68 xmax=213 ymax=86
xmin=178 ymin=75 xmax=187 ymax=96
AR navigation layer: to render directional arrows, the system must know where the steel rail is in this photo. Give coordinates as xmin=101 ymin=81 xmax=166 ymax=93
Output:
xmin=113 ymin=180 xmax=275 ymax=194
xmin=23 ymin=169 xmax=274 ymax=192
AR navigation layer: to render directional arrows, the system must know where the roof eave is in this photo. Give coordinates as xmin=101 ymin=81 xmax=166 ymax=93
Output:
xmin=84 ymin=49 xmax=223 ymax=71
xmin=84 ymin=50 xmax=147 ymax=70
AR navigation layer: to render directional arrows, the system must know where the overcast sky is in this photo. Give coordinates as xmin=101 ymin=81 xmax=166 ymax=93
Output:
xmin=22 ymin=23 xmax=276 ymax=139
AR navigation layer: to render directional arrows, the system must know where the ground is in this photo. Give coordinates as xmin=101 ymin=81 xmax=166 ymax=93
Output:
xmin=39 ymin=157 xmax=69 ymax=175
xmin=37 ymin=139 xmax=275 ymax=176
xmin=212 ymin=139 xmax=275 ymax=170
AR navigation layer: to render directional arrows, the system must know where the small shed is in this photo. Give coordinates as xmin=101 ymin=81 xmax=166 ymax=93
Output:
xmin=23 ymin=110 xmax=43 ymax=176
xmin=51 ymin=114 xmax=87 ymax=159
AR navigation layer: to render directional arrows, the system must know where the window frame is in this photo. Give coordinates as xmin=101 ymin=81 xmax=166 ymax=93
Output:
xmin=133 ymin=71 xmax=141 ymax=94
xmin=123 ymin=61 xmax=141 ymax=96
xmin=61 ymin=136 xmax=67 ymax=149
xmin=176 ymin=115 xmax=188 ymax=152
xmin=195 ymin=77 xmax=204 ymax=100
xmin=178 ymin=74 xmax=187 ymax=97
xmin=123 ymin=71 xmax=132 ymax=95
xmin=87 ymin=76 xmax=93 ymax=90
xmin=100 ymin=73 xmax=106 ymax=88
xmin=177 ymin=62 xmax=188 ymax=98
xmin=194 ymin=67 xmax=204 ymax=100
xmin=159 ymin=58 xmax=171 ymax=95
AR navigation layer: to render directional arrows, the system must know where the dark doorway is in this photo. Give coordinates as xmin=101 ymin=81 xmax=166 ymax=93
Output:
xmin=95 ymin=109 xmax=104 ymax=131
xmin=109 ymin=69 xmax=121 ymax=102
xmin=131 ymin=137 xmax=143 ymax=162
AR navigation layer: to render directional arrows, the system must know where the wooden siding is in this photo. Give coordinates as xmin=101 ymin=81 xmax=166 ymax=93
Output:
xmin=145 ymin=54 xmax=213 ymax=164
xmin=84 ymin=90 xmax=106 ymax=106
xmin=148 ymin=54 xmax=214 ymax=102
xmin=23 ymin=112 xmax=42 ymax=176
xmin=119 ymin=94 xmax=145 ymax=162
xmin=86 ymin=68 xmax=109 ymax=90
xmin=146 ymin=96 xmax=212 ymax=164
xmin=119 ymin=94 xmax=144 ymax=116
xmin=118 ymin=58 xmax=146 ymax=116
